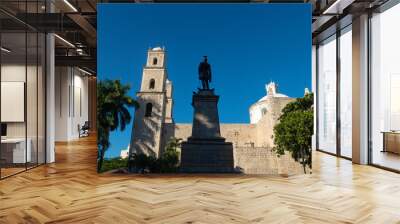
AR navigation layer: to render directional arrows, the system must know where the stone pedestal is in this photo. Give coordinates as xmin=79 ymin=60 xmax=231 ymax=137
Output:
xmin=181 ymin=89 xmax=234 ymax=173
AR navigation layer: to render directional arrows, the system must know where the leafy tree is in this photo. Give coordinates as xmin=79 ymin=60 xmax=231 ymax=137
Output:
xmin=159 ymin=137 xmax=182 ymax=172
xmin=128 ymin=137 xmax=182 ymax=173
xmin=280 ymin=92 xmax=313 ymax=119
xmin=100 ymin=157 xmax=129 ymax=173
xmin=129 ymin=153 xmax=157 ymax=173
xmin=273 ymin=93 xmax=313 ymax=174
xmin=97 ymin=80 xmax=138 ymax=172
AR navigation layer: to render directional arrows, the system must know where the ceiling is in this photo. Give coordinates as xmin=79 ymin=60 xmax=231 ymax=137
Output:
xmin=0 ymin=0 xmax=391 ymax=75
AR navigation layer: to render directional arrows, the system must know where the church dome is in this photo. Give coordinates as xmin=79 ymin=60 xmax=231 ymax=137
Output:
xmin=257 ymin=93 xmax=288 ymax=102
xmin=249 ymin=82 xmax=290 ymax=124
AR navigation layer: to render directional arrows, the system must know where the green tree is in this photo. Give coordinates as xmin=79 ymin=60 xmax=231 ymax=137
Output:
xmin=97 ymin=80 xmax=138 ymax=172
xmin=100 ymin=157 xmax=129 ymax=173
xmin=273 ymin=93 xmax=313 ymax=174
xmin=280 ymin=92 xmax=313 ymax=118
xmin=159 ymin=137 xmax=182 ymax=172
xmin=129 ymin=153 xmax=157 ymax=173
xmin=129 ymin=137 xmax=182 ymax=173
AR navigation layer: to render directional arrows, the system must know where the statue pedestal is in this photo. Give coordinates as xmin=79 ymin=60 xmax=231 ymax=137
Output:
xmin=180 ymin=89 xmax=234 ymax=173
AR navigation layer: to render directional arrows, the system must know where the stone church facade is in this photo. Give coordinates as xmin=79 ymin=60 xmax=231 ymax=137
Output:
xmin=129 ymin=47 xmax=174 ymax=158
xmin=130 ymin=47 xmax=306 ymax=175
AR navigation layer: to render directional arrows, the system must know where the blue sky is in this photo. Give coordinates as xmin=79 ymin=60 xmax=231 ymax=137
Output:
xmin=98 ymin=4 xmax=311 ymax=158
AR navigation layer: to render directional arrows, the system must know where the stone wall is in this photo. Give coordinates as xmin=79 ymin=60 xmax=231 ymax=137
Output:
xmin=161 ymin=124 xmax=307 ymax=175
xmin=173 ymin=123 xmax=191 ymax=141
xmin=169 ymin=123 xmax=307 ymax=175
xmin=158 ymin=94 xmax=305 ymax=175
xmin=234 ymin=147 xmax=306 ymax=175
xmin=131 ymin=93 xmax=166 ymax=157
xmin=220 ymin=124 xmax=256 ymax=147
xmin=172 ymin=123 xmax=256 ymax=147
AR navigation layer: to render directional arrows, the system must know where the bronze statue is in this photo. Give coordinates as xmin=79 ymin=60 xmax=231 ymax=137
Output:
xmin=198 ymin=56 xmax=212 ymax=90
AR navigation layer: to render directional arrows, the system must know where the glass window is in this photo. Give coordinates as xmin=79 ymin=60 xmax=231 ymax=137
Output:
xmin=339 ymin=26 xmax=352 ymax=158
xmin=0 ymin=1 xmax=46 ymax=179
xmin=317 ymin=35 xmax=337 ymax=154
xmin=1 ymin=31 xmax=28 ymax=177
xmin=371 ymin=3 xmax=400 ymax=171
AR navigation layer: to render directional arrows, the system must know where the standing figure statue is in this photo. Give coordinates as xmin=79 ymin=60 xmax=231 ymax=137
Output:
xmin=198 ymin=56 xmax=212 ymax=90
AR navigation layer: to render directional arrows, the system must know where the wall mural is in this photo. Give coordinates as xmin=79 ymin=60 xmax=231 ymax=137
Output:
xmin=97 ymin=4 xmax=312 ymax=175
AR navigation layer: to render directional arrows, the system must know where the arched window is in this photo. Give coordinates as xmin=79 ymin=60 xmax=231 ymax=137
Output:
xmin=145 ymin=103 xmax=153 ymax=117
xmin=153 ymin=57 xmax=158 ymax=65
xmin=149 ymin=79 xmax=155 ymax=89
xmin=262 ymin=108 xmax=267 ymax=115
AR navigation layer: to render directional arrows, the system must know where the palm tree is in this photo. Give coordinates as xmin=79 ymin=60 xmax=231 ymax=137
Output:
xmin=97 ymin=79 xmax=139 ymax=172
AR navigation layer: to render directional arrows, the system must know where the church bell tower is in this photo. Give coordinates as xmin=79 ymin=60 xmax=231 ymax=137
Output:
xmin=130 ymin=47 xmax=171 ymax=158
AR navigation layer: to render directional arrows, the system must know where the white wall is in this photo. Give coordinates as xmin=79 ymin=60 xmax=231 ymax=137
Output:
xmin=1 ymin=65 xmax=26 ymax=127
xmin=1 ymin=63 xmax=47 ymax=164
xmin=249 ymin=102 xmax=269 ymax=124
xmin=55 ymin=67 xmax=68 ymax=141
xmin=71 ymin=73 xmax=89 ymax=138
xmin=54 ymin=67 xmax=89 ymax=141
xmin=1 ymin=65 xmax=39 ymax=137
xmin=1 ymin=82 xmax=25 ymax=122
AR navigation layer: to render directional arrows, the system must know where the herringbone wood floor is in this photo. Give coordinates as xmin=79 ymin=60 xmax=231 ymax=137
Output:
xmin=1 ymin=136 xmax=400 ymax=224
